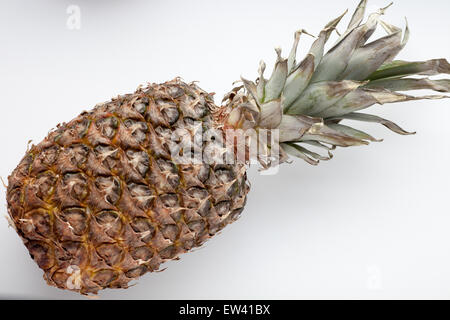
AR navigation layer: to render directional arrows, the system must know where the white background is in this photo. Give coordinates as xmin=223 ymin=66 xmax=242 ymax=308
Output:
xmin=0 ymin=0 xmax=449 ymax=299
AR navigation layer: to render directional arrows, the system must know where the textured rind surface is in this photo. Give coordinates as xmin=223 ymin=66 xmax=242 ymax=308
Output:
xmin=6 ymin=79 xmax=249 ymax=295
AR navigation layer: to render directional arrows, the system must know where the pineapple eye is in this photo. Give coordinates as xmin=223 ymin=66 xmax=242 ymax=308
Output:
xmin=130 ymin=217 xmax=155 ymax=243
xmin=96 ymin=243 xmax=124 ymax=266
xmin=162 ymin=106 xmax=180 ymax=125
xmin=126 ymin=150 xmax=150 ymax=177
xmin=94 ymin=145 xmax=119 ymax=170
xmin=154 ymin=126 xmax=172 ymax=140
xmin=156 ymin=158 xmax=177 ymax=174
xmin=185 ymin=187 xmax=211 ymax=217
xmin=197 ymin=165 xmax=210 ymax=183
xmin=156 ymin=99 xmax=180 ymax=125
xmin=159 ymin=245 xmax=177 ymax=260
xmin=215 ymin=201 xmax=231 ymax=216
xmin=26 ymin=241 xmax=54 ymax=270
xmin=125 ymin=265 xmax=148 ymax=278
xmin=159 ymin=193 xmax=179 ymax=208
xmin=64 ymin=144 xmax=89 ymax=169
xmin=214 ymin=167 xmax=235 ymax=184
xmin=168 ymin=85 xmax=184 ymax=99
xmin=187 ymin=220 xmax=205 ymax=233
xmin=96 ymin=117 xmax=118 ymax=139
xmin=95 ymin=176 xmax=121 ymax=205
xmin=59 ymin=207 xmax=88 ymax=236
xmin=61 ymin=241 xmax=85 ymax=259
xmin=92 ymin=269 xmax=118 ymax=287
xmin=57 ymin=242 xmax=88 ymax=272
xmin=20 ymin=209 xmax=52 ymax=239
xmin=229 ymin=207 xmax=244 ymax=221
xmin=127 ymin=183 xmax=154 ymax=210
xmin=130 ymin=246 xmax=153 ymax=262
xmin=132 ymin=98 xmax=149 ymax=115
xmin=95 ymin=211 xmax=123 ymax=239
xmin=35 ymin=146 xmax=59 ymax=167
xmin=123 ymin=119 xmax=149 ymax=143
xmin=62 ymin=172 xmax=88 ymax=202
xmin=160 ymin=224 xmax=179 ymax=242
xmin=186 ymin=187 xmax=208 ymax=199
xmin=179 ymin=94 xmax=207 ymax=119
xmin=156 ymin=158 xmax=180 ymax=188
xmin=75 ymin=118 xmax=91 ymax=138
xmin=6 ymin=187 xmax=22 ymax=219
xmin=28 ymin=210 xmax=52 ymax=237
xmin=52 ymin=269 xmax=71 ymax=289
xmin=15 ymin=153 xmax=33 ymax=178
xmin=35 ymin=171 xmax=56 ymax=201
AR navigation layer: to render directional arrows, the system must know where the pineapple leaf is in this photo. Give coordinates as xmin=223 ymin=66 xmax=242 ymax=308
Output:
xmin=256 ymin=61 xmax=266 ymax=102
xmin=241 ymin=77 xmax=260 ymax=108
xmin=287 ymin=80 xmax=365 ymax=115
xmin=308 ymin=9 xmax=348 ymax=70
xmin=301 ymin=140 xmax=336 ymax=151
xmin=316 ymin=88 xmax=447 ymax=118
xmin=281 ymin=143 xmax=320 ymax=165
xmin=259 ymin=99 xmax=283 ymax=129
xmin=283 ymin=54 xmax=315 ymax=109
xmin=348 ymin=0 xmax=368 ymax=30
xmin=278 ymin=114 xmax=322 ymax=143
xmin=326 ymin=112 xmax=415 ymax=135
xmin=300 ymin=122 xmax=368 ymax=147
xmin=365 ymin=78 xmax=450 ymax=92
xmin=264 ymin=48 xmax=288 ymax=102
xmin=286 ymin=142 xmax=332 ymax=161
xmin=311 ymin=8 xmax=385 ymax=83
xmin=287 ymin=29 xmax=315 ymax=74
xmin=367 ymin=59 xmax=450 ymax=81
xmin=326 ymin=123 xmax=382 ymax=142
xmin=339 ymin=19 xmax=407 ymax=81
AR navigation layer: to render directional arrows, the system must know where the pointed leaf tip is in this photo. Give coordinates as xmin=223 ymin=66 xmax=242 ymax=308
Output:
xmin=348 ymin=0 xmax=367 ymax=29
xmin=287 ymin=29 xmax=314 ymax=74
xmin=368 ymin=59 xmax=450 ymax=81
xmin=327 ymin=112 xmax=416 ymax=136
xmin=264 ymin=54 xmax=288 ymax=102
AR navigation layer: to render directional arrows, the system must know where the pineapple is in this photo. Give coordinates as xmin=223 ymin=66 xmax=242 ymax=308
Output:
xmin=6 ymin=0 xmax=449 ymax=295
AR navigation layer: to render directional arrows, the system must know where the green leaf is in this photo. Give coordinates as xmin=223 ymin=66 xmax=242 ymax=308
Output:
xmin=283 ymin=54 xmax=315 ymax=109
xmin=287 ymin=80 xmax=364 ymax=115
xmin=316 ymin=88 xmax=447 ymax=118
xmin=326 ymin=123 xmax=382 ymax=142
xmin=326 ymin=112 xmax=415 ymax=135
xmin=300 ymin=122 xmax=368 ymax=147
xmin=281 ymin=143 xmax=320 ymax=165
xmin=367 ymin=59 xmax=450 ymax=81
xmin=347 ymin=0 xmax=368 ymax=29
xmin=339 ymin=21 xmax=405 ymax=81
xmin=264 ymin=48 xmax=288 ymax=102
xmin=365 ymin=78 xmax=450 ymax=93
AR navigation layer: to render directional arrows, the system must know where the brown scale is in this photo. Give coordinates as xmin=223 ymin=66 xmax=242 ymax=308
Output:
xmin=6 ymin=79 xmax=249 ymax=295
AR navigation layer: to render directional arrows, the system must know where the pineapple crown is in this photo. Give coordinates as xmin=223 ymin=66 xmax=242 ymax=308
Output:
xmin=222 ymin=0 xmax=450 ymax=167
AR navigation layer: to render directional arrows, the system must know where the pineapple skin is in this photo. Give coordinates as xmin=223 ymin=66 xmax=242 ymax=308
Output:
xmin=6 ymin=79 xmax=249 ymax=295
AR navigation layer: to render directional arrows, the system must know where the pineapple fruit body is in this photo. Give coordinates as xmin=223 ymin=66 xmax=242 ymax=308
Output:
xmin=6 ymin=80 xmax=249 ymax=294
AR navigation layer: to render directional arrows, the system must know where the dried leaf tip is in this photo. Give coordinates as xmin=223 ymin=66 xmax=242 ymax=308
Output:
xmin=275 ymin=47 xmax=283 ymax=62
xmin=288 ymin=29 xmax=315 ymax=73
xmin=348 ymin=0 xmax=367 ymax=29
xmin=258 ymin=60 xmax=266 ymax=77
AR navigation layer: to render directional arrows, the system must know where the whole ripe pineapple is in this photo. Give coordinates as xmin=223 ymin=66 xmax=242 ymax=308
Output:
xmin=6 ymin=0 xmax=450 ymax=295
